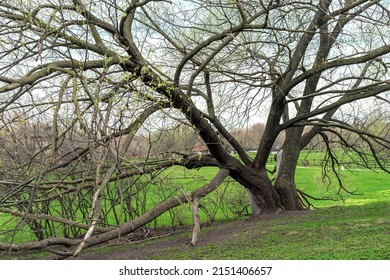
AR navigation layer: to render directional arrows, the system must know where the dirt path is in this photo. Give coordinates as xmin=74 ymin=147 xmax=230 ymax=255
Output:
xmin=66 ymin=211 xmax=307 ymax=260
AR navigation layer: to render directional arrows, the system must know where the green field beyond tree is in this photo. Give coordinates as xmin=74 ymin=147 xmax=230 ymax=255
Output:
xmin=82 ymin=158 xmax=390 ymax=260
xmin=0 ymin=151 xmax=389 ymax=259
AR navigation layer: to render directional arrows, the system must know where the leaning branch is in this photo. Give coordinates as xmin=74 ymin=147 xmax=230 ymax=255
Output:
xmin=190 ymin=168 xmax=230 ymax=245
xmin=0 ymin=207 xmax=111 ymax=233
xmin=0 ymin=169 xmax=230 ymax=256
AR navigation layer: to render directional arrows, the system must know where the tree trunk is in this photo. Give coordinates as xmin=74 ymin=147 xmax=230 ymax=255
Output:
xmin=275 ymin=174 xmax=304 ymax=211
xmin=229 ymin=164 xmax=283 ymax=213
xmin=275 ymin=130 xmax=305 ymax=210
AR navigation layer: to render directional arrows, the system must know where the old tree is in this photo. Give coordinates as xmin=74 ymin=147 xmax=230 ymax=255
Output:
xmin=0 ymin=0 xmax=389 ymax=255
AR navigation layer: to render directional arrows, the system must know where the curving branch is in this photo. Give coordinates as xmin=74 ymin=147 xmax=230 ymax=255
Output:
xmin=0 ymin=168 xmax=230 ymax=256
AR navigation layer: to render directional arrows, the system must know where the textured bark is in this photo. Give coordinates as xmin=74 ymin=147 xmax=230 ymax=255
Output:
xmin=230 ymin=165 xmax=283 ymax=212
xmin=275 ymin=175 xmax=304 ymax=211
xmin=248 ymin=190 xmax=261 ymax=215
xmin=2 ymin=0 xmax=388 ymax=258
xmin=275 ymin=129 xmax=306 ymax=210
xmin=190 ymin=196 xmax=201 ymax=245
xmin=131 ymin=59 xmax=286 ymax=213
xmin=190 ymin=168 xmax=230 ymax=245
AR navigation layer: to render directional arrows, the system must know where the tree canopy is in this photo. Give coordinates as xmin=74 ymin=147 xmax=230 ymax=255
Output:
xmin=0 ymin=0 xmax=389 ymax=256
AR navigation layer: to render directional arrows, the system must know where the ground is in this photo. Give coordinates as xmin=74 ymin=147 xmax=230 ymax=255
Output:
xmin=2 ymin=203 xmax=389 ymax=260
xmin=69 ymin=211 xmax=308 ymax=260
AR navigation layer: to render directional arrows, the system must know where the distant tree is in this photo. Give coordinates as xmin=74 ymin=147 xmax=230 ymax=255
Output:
xmin=231 ymin=122 xmax=284 ymax=151
xmin=0 ymin=0 xmax=389 ymax=255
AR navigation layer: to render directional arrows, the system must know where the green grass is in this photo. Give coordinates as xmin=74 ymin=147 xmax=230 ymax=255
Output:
xmin=0 ymin=157 xmax=389 ymax=259
xmin=0 ymin=152 xmax=389 ymax=247
xmin=2 ymin=201 xmax=388 ymax=260
xmin=295 ymin=167 xmax=390 ymax=207
xmin=147 ymin=201 xmax=390 ymax=260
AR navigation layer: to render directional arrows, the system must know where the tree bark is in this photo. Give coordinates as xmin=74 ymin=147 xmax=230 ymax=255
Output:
xmin=190 ymin=196 xmax=201 ymax=245
xmin=230 ymin=164 xmax=283 ymax=213
xmin=275 ymin=174 xmax=304 ymax=211
xmin=190 ymin=168 xmax=230 ymax=245
xmin=275 ymin=129 xmax=306 ymax=210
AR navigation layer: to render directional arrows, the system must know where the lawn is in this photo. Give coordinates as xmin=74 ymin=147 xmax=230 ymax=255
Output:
xmin=144 ymin=201 xmax=390 ymax=260
xmin=0 ymin=150 xmax=389 ymax=249
xmin=295 ymin=166 xmax=390 ymax=207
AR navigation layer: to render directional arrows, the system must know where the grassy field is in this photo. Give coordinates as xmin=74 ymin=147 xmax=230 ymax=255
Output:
xmin=2 ymin=200 xmax=389 ymax=260
xmin=295 ymin=166 xmax=390 ymax=207
xmin=0 ymin=150 xmax=389 ymax=259
xmin=143 ymin=201 xmax=390 ymax=260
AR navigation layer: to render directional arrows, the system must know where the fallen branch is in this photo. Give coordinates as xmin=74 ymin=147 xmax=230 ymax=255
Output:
xmin=0 ymin=168 xmax=230 ymax=256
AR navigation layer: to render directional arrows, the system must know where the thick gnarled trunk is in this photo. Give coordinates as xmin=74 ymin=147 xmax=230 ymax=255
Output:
xmin=229 ymin=164 xmax=284 ymax=213
xmin=275 ymin=175 xmax=304 ymax=211
xmin=275 ymin=129 xmax=306 ymax=211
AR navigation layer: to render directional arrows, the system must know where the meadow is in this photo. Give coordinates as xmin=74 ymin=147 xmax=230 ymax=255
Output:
xmin=147 ymin=150 xmax=390 ymax=226
xmin=141 ymin=201 xmax=390 ymax=260
xmin=0 ymin=150 xmax=389 ymax=259
xmin=86 ymin=152 xmax=390 ymax=260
